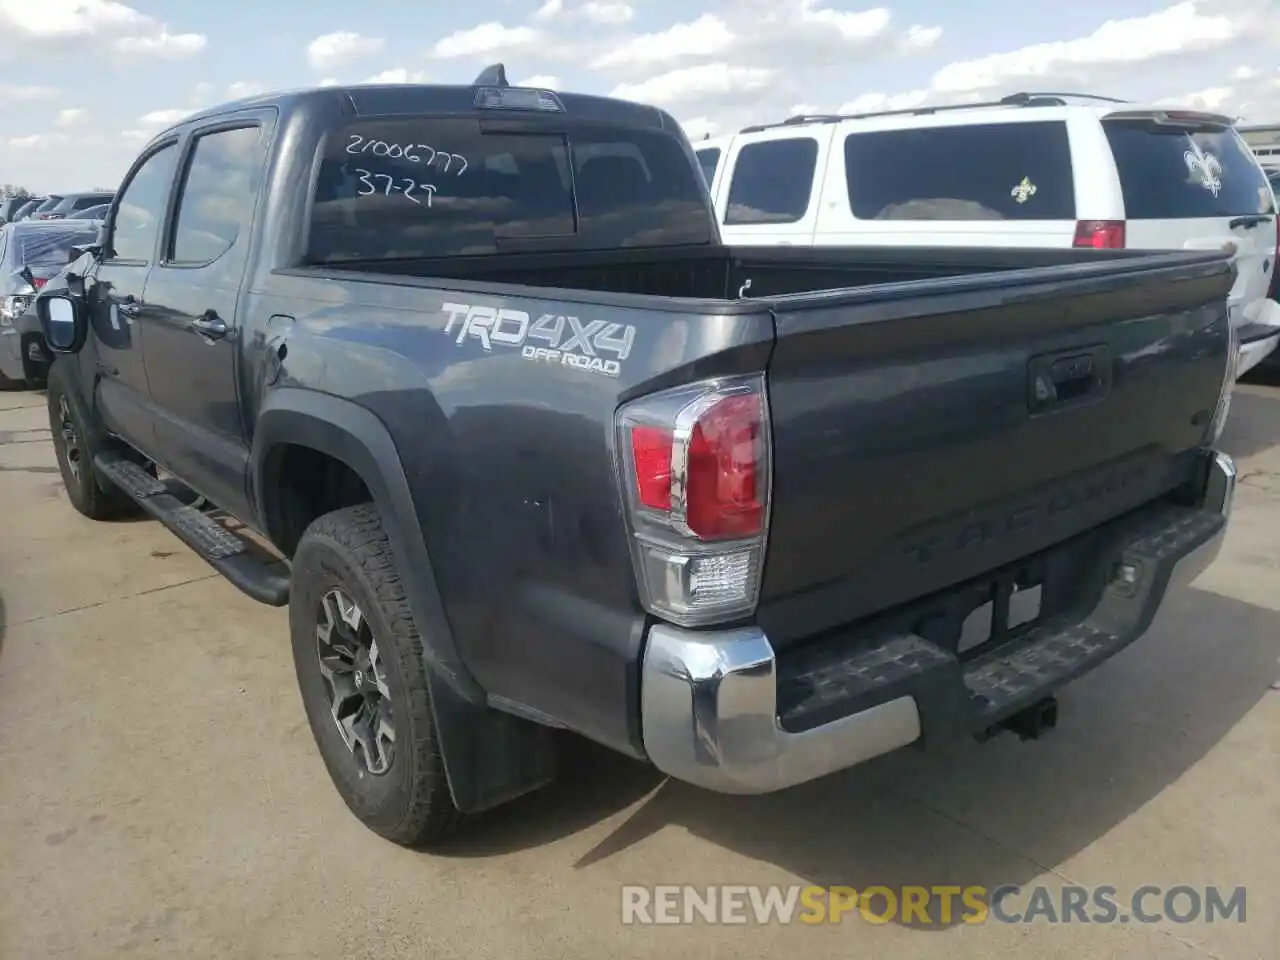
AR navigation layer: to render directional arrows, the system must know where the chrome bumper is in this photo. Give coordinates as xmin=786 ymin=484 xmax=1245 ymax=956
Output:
xmin=639 ymin=450 xmax=1236 ymax=795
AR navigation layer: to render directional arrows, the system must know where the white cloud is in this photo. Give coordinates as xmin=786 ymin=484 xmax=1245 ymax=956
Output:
xmin=0 ymin=0 xmax=204 ymax=61
xmin=902 ymin=24 xmax=942 ymax=51
xmin=581 ymin=2 xmax=634 ymax=24
xmin=612 ymin=63 xmax=776 ymax=107
xmin=226 ymin=81 xmax=265 ymax=99
xmin=432 ymin=22 xmax=540 ymax=59
xmin=679 ymin=116 xmax=720 ymax=141
xmin=53 ymin=108 xmax=85 ymax=127
xmin=307 ymin=31 xmax=385 ymax=70
xmin=113 ymin=29 xmax=206 ymax=59
xmin=0 ymin=0 xmax=146 ymax=37
xmin=138 ymin=107 xmax=193 ymax=126
xmin=532 ymin=0 xmax=563 ymax=21
xmin=0 ymin=84 xmax=57 ymax=101
xmin=516 ymin=74 xmax=560 ymax=89
xmin=931 ymin=2 xmax=1239 ymax=95
xmin=591 ymin=14 xmax=734 ymax=71
xmin=361 ymin=68 xmax=430 ymax=84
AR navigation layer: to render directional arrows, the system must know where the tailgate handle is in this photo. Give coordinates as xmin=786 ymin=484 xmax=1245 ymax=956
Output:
xmin=1028 ymin=346 xmax=1111 ymax=414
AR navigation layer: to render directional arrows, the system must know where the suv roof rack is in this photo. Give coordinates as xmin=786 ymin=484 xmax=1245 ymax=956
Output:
xmin=739 ymin=90 xmax=1131 ymax=134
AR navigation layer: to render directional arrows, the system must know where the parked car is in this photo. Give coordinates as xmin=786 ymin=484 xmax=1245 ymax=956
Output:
xmin=25 ymin=194 xmax=65 ymax=221
xmin=40 ymin=191 xmax=115 ymax=220
xmin=0 ymin=196 xmax=31 ymax=224
xmin=76 ymin=203 xmax=110 ymax=222
xmin=697 ymin=93 xmax=1280 ymax=377
xmin=10 ymin=196 xmax=45 ymax=221
xmin=0 ymin=219 xmax=100 ymax=389
xmin=35 ymin=67 xmax=1238 ymax=849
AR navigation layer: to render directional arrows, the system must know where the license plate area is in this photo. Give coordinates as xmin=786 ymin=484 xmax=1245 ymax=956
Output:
xmin=955 ymin=567 xmax=1044 ymax=659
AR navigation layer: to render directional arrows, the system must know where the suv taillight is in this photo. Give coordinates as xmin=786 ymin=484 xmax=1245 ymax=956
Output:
xmin=1073 ymin=220 xmax=1126 ymax=249
xmin=616 ymin=374 xmax=770 ymax=626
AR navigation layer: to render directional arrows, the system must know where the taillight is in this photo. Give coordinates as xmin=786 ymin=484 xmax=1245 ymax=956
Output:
xmin=32 ymin=277 xmax=47 ymax=289
xmin=616 ymin=374 xmax=770 ymax=626
xmin=1073 ymin=220 xmax=1126 ymax=248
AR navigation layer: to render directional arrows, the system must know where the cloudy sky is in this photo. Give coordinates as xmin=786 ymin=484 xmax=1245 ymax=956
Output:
xmin=1 ymin=0 xmax=1278 ymax=193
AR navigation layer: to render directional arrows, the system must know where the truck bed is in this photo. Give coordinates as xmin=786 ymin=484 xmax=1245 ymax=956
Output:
xmin=317 ymin=243 xmax=1165 ymax=300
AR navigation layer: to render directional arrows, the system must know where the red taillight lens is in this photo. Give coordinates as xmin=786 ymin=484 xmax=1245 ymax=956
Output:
xmin=1073 ymin=220 xmax=1126 ymax=249
xmin=32 ymin=277 xmax=47 ymax=289
xmin=630 ymin=425 xmax=674 ymax=510
xmin=685 ymin=393 xmax=763 ymax=538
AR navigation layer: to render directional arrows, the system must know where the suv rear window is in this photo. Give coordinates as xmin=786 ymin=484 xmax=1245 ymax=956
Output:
xmin=308 ymin=118 xmax=713 ymax=262
xmin=695 ymin=147 xmax=720 ymax=187
xmin=843 ymin=121 xmax=1076 ymax=220
xmin=1103 ymin=121 xmax=1275 ymax=219
xmin=724 ymin=138 xmax=818 ymax=224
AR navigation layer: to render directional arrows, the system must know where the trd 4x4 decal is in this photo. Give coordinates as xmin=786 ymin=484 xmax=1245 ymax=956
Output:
xmin=441 ymin=302 xmax=636 ymax=378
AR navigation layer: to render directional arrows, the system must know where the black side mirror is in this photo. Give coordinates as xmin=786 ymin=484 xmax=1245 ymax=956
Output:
xmin=36 ymin=293 xmax=88 ymax=354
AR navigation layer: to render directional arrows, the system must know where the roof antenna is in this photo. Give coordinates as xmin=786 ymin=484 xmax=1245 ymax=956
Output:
xmin=473 ymin=63 xmax=508 ymax=87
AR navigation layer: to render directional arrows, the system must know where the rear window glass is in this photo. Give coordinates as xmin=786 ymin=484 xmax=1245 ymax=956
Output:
xmin=843 ymin=121 xmax=1076 ymax=221
xmin=725 ymin=138 xmax=818 ymax=224
xmin=695 ymin=147 xmax=720 ymax=186
xmin=16 ymin=226 xmax=97 ymax=266
xmin=1103 ymin=121 xmax=1275 ymax=219
xmin=308 ymin=118 xmax=713 ymax=262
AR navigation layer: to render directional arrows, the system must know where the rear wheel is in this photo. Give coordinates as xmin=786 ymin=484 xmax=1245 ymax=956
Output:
xmin=45 ymin=361 xmax=136 ymax=520
xmin=290 ymin=503 xmax=464 ymax=846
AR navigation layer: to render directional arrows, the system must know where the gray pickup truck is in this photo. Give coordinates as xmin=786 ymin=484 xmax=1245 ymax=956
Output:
xmin=35 ymin=66 xmax=1238 ymax=847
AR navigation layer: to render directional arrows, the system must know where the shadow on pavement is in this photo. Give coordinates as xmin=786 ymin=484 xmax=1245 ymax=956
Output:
xmin=1220 ymin=385 xmax=1280 ymax=459
xmin=435 ymin=587 xmax=1279 ymax=930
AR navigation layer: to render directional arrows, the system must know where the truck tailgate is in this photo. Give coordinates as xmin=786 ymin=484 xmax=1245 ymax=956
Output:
xmin=757 ymin=252 xmax=1233 ymax=646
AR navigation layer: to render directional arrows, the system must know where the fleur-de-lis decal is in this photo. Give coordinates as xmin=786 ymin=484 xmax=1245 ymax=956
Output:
xmin=1010 ymin=176 xmax=1037 ymax=204
xmin=1184 ymin=141 xmax=1223 ymax=197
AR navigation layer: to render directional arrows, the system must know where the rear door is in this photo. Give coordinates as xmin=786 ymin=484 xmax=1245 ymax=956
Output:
xmin=1102 ymin=113 xmax=1276 ymax=327
xmin=713 ymin=128 xmax=835 ymax=245
xmin=813 ymin=115 xmax=1082 ymax=248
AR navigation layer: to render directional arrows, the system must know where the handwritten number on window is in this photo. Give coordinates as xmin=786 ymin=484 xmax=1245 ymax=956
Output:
xmin=354 ymin=167 xmax=437 ymax=207
xmin=345 ymin=135 xmax=467 ymax=175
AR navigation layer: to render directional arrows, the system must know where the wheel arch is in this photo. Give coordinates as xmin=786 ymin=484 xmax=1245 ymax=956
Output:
xmin=252 ymin=388 xmax=557 ymax=813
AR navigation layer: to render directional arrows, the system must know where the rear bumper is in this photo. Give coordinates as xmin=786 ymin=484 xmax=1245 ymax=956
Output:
xmin=639 ymin=449 xmax=1236 ymax=795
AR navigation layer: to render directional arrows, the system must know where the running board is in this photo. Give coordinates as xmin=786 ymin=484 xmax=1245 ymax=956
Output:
xmin=94 ymin=451 xmax=290 ymax=607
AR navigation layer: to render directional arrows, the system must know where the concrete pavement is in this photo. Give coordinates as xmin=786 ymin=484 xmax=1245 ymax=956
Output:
xmin=1 ymin=383 xmax=1277 ymax=959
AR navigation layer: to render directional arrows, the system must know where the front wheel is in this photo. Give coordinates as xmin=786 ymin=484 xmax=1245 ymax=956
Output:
xmin=289 ymin=503 xmax=464 ymax=846
xmin=45 ymin=360 xmax=136 ymax=520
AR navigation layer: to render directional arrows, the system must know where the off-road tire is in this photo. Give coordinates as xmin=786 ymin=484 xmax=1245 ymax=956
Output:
xmin=290 ymin=503 xmax=465 ymax=847
xmin=45 ymin=359 xmax=138 ymax=520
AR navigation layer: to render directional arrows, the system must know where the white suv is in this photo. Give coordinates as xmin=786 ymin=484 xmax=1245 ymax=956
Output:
xmin=695 ymin=94 xmax=1280 ymax=376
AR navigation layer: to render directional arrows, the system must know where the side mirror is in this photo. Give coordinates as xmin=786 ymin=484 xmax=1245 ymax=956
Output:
xmin=36 ymin=294 xmax=88 ymax=355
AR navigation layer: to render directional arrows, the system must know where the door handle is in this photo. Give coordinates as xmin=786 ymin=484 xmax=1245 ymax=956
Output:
xmin=190 ymin=311 xmax=229 ymax=340
xmin=1027 ymin=345 xmax=1112 ymax=414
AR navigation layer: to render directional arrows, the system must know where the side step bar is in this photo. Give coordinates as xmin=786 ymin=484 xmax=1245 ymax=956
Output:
xmin=94 ymin=451 xmax=290 ymax=607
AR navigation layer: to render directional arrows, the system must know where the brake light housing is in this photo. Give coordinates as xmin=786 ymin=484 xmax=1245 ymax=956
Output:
xmin=616 ymin=374 xmax=771 ymax=626
xmin=1073 ymin=220 xmax=1126 ymax=249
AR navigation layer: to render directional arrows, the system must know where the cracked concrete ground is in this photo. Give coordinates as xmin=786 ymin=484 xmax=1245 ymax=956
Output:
xmin=1 ymin=381 xmax=1278 ymax=960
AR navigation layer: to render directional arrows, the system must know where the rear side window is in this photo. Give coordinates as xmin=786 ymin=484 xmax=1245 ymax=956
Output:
xmin=725 ymin=138 xmax=818 ymax=224
xmin=695 ymin=148 xmax=720 ymax=186
xmin=308 ymin=118 xmax=713 ymax=262
xmin=844 ymin=121 xmax=1076 ymax=221
xmin=1103 ymin=121 xmax=1275 ymax=219
xmin=172 ymin=125 xmax=266 ymax=263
